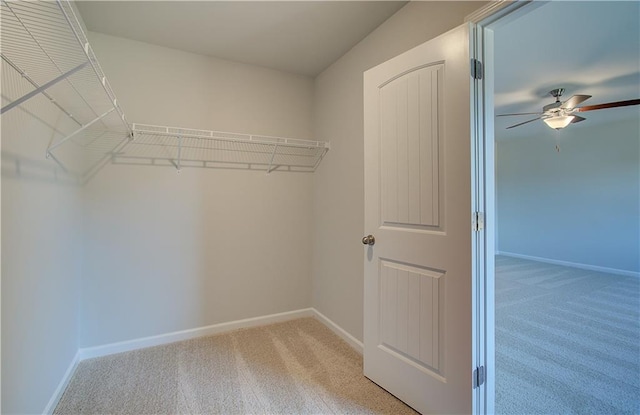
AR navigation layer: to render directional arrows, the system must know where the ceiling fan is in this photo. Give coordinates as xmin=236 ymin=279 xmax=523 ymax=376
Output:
xmin=498 ymin=88 xmax=640 ymax=130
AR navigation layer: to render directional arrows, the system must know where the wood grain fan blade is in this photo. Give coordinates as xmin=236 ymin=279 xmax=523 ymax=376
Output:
xmin=561 ymin=94 xmax=591 ymax=109
xmin=506 ymin=117 xmax=542 ymax=129
xmin=577 ymin=99 xmax=640 ymax=112
xmin=497 ymin=112 xmax=543 ymax=117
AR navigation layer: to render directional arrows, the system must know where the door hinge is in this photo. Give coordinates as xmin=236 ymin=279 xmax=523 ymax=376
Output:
xmin=473 ymin=366 xmax=486 ymax=389
xmin=472 ymin=212 xmax=485 ymax=231
xmin=471 ymin=58 xmax=483 ymax=80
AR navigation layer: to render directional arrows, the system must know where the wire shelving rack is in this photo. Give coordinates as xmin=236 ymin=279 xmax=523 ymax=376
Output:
xmin=1 ymin=0 xmax=330 ymax=179
xmin=1 ymin=0 xmax=131 ymax=179
xmin=120 ymin=124 xmax=330 ymax=173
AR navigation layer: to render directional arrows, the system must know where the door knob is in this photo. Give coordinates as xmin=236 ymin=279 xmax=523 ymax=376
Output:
xmin=362 ymin=235 xmax=375 ymax=246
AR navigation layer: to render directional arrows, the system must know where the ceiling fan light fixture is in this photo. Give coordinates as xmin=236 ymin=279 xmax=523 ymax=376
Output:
xmin=500 ymin=89 xmax=640 ymax=131
xmin=543 ymin=115 xmax=575 ymax=130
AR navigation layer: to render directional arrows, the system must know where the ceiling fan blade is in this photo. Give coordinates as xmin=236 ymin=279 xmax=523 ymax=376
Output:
xmin=577 ymin=99 xmax=640 ymax=112
xmin=506 ymin=117 xmax=542 ymax=129
xmin=497 ymin=112 xmax=543 ymax=117
xmin=571 ymin=115 xmax=586 ymax=124
xmin=561 ymin=94 xmax=592 ymax=109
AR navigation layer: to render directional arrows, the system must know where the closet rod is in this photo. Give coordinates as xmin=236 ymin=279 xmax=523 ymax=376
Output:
xmin=0 ymin=59 xmax=89 ymax=115
xmin=0 ymin=54 xmax=82 ymax=125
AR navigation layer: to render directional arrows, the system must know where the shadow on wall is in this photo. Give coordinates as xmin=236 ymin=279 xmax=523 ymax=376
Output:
xmin=2 ymin=151 xmax=81 ymax=186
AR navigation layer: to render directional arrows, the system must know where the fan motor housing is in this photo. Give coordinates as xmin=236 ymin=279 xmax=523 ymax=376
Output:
xmin=543 ymin=101 xmax=562 ymax=113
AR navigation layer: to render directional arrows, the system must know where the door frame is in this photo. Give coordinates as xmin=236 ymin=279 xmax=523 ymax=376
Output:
xmin=466 ymin=1 xmax=543 ymax=414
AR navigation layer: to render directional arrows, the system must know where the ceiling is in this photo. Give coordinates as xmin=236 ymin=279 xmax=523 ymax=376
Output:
xmin=77 ymin=1 xmax=638 ymax=132
xmin=76 ymin=1 xmax=407 ymax=77
xmin=494 ymin=1 xmax=640 ymax=136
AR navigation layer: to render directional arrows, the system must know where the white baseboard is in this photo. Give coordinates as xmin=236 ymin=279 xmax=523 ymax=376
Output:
xmin=312 ymin=309 xmax=364 ymax=354
xmin=43 ymin=350 xmax=80 ymax=415
xmin=497 ymin=251 xmax=639 ymax=278
xmin=78 ymin=308 xmax=315 ymax=360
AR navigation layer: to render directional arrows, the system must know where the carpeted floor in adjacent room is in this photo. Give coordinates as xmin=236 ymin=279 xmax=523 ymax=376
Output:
xmin=55 ymin=317 xmax=417 ymax=414
xmin=495 ymin=255 xmax=640 ymax=415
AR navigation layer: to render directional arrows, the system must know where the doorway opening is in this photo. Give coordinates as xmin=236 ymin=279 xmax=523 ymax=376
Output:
xmin=476 ymin=1 xmax=640 ymax=413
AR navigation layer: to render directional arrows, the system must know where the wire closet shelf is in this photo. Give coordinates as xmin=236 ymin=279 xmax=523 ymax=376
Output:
xmin=123 ymin=124 xmax=331 ymax=174
xmin=1 ymin=0 xmax=131 ymax=180
xmin=1 ymin=0 xmax=329 ymax=179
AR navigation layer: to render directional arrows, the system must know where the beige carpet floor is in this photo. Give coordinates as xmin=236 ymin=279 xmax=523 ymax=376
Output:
xmin=55 ymin=318 xmax=417 ymax=414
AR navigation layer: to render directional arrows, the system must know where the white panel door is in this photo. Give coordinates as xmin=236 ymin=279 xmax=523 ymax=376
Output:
xmin=363 ymin=24 xmax=473 ymax=415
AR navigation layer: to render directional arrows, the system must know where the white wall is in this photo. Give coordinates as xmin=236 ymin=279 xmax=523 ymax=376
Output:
xmin=81 ymin=33 xmax=315 ymax=347
xmin=1 ymin=75 xmax=83 ymax=412
xmin=312 ymin=1 xmax=484 ymax=341
xmin=496 ymin=118 xmax=640 ymax=273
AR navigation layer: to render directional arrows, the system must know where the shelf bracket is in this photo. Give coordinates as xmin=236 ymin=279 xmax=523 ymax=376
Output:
xmin=267 ymin=143 xmax=279 ymax=174
xmin=312 ymin=147 xmax=328 ymax=171
xmin=45 ymin=151 xmax=69 ymax=173
xmin=177 ymin=136 xmax=182 ymax=173
xmin=1 ymin=60 xmax=89 ymax=115
xmin=46 ymin=107 xmax=115 ymax=156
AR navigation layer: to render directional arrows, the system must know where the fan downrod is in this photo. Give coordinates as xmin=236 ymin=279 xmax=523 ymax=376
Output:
xmin=549 ymin=88 xmax=564 ymax=101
